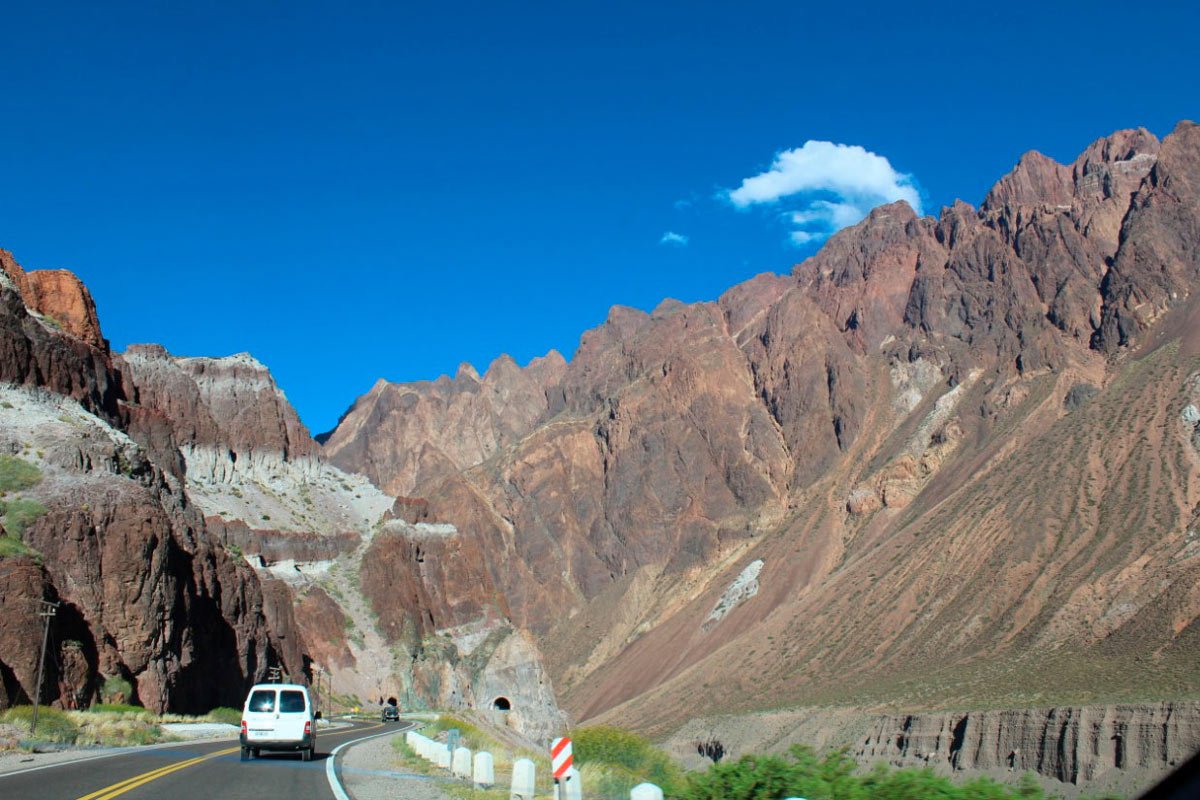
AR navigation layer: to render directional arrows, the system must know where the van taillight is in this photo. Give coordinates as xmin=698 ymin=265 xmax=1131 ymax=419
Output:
xmin=304 ymin=720 xmax=312 ymax=735
xmin=240 ymin=720 xmax=247 ymax=735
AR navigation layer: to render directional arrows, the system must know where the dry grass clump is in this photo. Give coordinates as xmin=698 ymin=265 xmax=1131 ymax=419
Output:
xmin=0 ymin=706 xmax=79 ymax=744
xmin=70 ymin=710 xmax=178 ymax=746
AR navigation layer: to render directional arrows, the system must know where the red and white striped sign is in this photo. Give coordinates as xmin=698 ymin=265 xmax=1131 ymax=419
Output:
xmin=551 ymin=736 xmax=573 ymax=780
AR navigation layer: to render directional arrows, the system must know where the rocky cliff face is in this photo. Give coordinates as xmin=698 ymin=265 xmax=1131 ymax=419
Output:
xmin=0 ymin=259 xmax=305 ymax=712
xmin=117 ymin=343 xmax=392 ymax=540
xmin=858 ymin=702 xmax=1200 ymax=788
xmin=323 ymin=121 xmax=1200 ymax=751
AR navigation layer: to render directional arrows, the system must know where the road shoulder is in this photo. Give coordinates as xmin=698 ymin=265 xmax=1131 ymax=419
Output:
xmin=338 ymin=729 xmax=451 ymax=800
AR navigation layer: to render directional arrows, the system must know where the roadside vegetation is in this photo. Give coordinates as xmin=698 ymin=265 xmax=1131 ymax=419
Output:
xmin=573 ymin=725 xmax=684 ymax=798
xmin=676 ymin=745 xmax=1121 ymax=799
xmin=398 ymin=717 xmax=1122 ymax=800
xmin=0 ymin=704 xmax=247 ymax=750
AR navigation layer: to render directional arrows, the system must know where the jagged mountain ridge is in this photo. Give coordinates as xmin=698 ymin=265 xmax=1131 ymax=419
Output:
xmin=323 ymin=121 xmax=1200 ymax=733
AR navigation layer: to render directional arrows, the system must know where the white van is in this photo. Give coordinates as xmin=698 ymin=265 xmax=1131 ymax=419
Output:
xmin=239 ymin=683 xmax=319 ymax=761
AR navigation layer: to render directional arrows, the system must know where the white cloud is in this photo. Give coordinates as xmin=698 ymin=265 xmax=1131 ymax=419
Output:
xmin=726 ymin=141 xmax=921 ymax=246
xmin=660 ymin=231 xmax=689 ymax=246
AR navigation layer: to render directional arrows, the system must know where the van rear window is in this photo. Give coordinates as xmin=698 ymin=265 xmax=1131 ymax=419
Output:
xmin=279 ymin=690 xmax=306 ymax=713
xmin=249 ymin=690 xmax=275 ymax=713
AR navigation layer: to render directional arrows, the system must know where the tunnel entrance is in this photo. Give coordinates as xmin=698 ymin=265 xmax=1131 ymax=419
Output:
xmin=493 ymin=696 xmax=511 ymax=711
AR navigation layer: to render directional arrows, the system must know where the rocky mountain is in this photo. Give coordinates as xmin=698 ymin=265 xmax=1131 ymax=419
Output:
xmin=113 ymin=339 xmax=567 ymax=739
xmin=323 ymin=120 xmax=1200 ymax=762
xmin=0 ymin=252 xmax=304 ymax=713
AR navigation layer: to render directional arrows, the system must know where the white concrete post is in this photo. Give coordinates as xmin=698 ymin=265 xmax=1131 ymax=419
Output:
xmin=630 ymin=783 xmax=664 ymax=800
xmin=557 ymin=766 xmax=582 ymax=800
xmin=435 ymin=743 xmax=451 ymax=768
xmin=452 ymin=746 xmax=472 ymax=779
xmin=473 ymin=750 xmax=495 ymax=788
xmin=511 ymin=757 xmax=536 ymax=799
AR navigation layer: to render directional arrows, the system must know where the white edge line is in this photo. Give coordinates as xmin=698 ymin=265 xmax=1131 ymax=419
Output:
xmin=326 ymin=723 xmax=413 ymax=800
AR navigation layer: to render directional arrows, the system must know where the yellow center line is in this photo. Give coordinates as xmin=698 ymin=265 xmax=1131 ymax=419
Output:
xmin=74 ymin=746 xmax=240 ymax=800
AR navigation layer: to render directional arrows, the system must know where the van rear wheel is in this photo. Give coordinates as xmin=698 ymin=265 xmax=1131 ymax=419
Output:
xmin=240 ymin=747 xmax=250 ymax=762
xmin=302 ymin=746 xmax=313 ymax=762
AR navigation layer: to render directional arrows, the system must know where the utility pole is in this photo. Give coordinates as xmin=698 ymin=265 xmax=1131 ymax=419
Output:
xmin=31 ymin=600 xmax=59 ymax=736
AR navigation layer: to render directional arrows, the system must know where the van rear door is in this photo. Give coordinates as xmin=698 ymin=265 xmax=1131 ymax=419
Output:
xmin=276 ymin=689 xmax=309 ymax=743
xmin=243 ymin=687 xmax=279 ymax=742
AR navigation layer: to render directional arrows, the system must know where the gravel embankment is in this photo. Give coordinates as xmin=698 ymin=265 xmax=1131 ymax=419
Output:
xmin=340 ymin=731 xmax=451 ymax=800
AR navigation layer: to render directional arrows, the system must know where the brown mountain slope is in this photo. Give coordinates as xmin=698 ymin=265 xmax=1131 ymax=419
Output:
xmin=324 ymin=121 xmax=1200 ymax=733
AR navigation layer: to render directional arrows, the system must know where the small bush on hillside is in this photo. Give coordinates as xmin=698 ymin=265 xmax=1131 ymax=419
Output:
xmin=207 ymin=707 xmax=242 ymax=726
xmin=0 ymin=705 xmax=79 ymax=744
xmin=0 ymin=455 xmax=41 ymax=493
xmin=1 ymin=497 xmax=47 ymax=536
xmin=0 ymin=533 xmax=38 ymax=559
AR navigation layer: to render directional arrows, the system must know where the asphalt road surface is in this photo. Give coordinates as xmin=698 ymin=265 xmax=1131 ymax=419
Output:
xmin=0 ymin=719 xmax=413 ymax=800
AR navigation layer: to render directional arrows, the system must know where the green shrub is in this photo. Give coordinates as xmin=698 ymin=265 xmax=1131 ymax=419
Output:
xmin=206 ymin=707 xmax=242 ymax=726
xmin=425 ymin=715 xmax=496 ymax=753
xmin=0 ymin=705 xmax=79 ymax=744
xmin=572 ymin=726 xmax=683 ymax=796
xmin=101 ymin=675 xmax=133 ymax=704
xmin=2 ymin=497 xmax=47 ymax=536
xmin=0 ymin=455 xmax=41 ymax=492
xmin=0 ymin=533 xmax=38 ymax=559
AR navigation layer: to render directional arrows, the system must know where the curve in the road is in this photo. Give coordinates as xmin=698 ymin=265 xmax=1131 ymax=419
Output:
xmin=326 ymin=722 xmax=414 ymax=800
xmin=0 ymin=718 xmax=410 ymax=800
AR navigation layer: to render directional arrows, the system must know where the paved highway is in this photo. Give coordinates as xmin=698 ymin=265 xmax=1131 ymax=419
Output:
xmin=0 ymin=719 xmax=413 ymax=800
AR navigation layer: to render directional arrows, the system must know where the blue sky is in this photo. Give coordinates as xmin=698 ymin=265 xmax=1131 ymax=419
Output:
xmin=1 ymin=2 xmax=1196 ymax=434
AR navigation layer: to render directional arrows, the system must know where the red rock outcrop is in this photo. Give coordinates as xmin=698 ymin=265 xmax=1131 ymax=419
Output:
xmin=0 ymin=251 xmax=105 ymax=349
xmin=118 ymin=344 xmax=319 ymax=462
xmin=0 ymin=261 xmax=123 ymax=424
xmin=360 ymin=521 xmax=511 ymax=643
